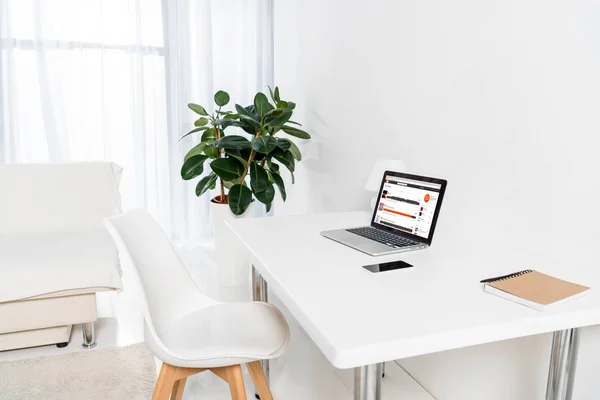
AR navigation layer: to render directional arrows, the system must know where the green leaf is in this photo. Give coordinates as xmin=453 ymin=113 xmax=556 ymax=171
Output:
xmin=266 ymin=202 xmax=272 ymax=213
xmin=250 ymin=161 xmax=270 ymax=193
xmin=254 ymin=92 xmax=274 ymax=116
xmin=287 ymin=120 xmax=302 ymax=126
xmin=214 ymin=90 xmax=230 ymax=107
xmin=274 ymin=87 xmax=281 ymax=103
xmin=201 ymin=128 xmax=217 ymax=142
xmin=268 ymin=86 xmax=277 ymax=103
xmin=272 ymin=149 xmax=295 ymax=172
xmin=254 ymin=183 xmax=275 ymax=205
xmin=265 ymin=110 xmax=292 ymax=127
xmin=270 ymin=171 xmax=286 ymax=201
xmin=194 ymin=117 xmax=209 ymax=127
xmin=236 ymin=104 xmax=260 ymax=134
xmin=184 ymin=142 xmax=207 ymax=161
xmin=245 ymin=105 xmax=259 ymax=119
xmin=228 ymin=184 xmax=253 ymax=216
xmin=188 ymin=103 xmax=208 ymax=116
xmin=251 ymin=136 xmax=278 ymax=154
xmin=239 ymin=114 xmax=261 ymax=131
xmin=179 ymin=126 xmax=209 ymax=141
xmin=216 ymin=110 xmax=232 ymax=115
xmin=235 ymin=104 xmax=252 ymax=118
xmin=196 ymin=173 xmax=218 ymax=196
xmin=280 ymin=139 xmax=302 ymax=160
xmin=267 ymin=159 xmax=280 ymax=172
xmin=224 ymin=113 xmax=239 ymax=120
xmin=224 ymin=148 xmax=250 ymax=167
xmin=253 ymin=151 xmax=266 ymax=161
xmin=203 ymin=145 xmax=219 ymax=158
xmin=216 ymin=119 xmax=243 ymax=129
xmin=276 ymin=138 xmax=291 ymax=151
xmin=181 ymin=155 xmax=208 ymax=180
xmin=211 ymin=135 xmax=252 ymax=150
xmin=264 ymin=108 xmax=284 ymax=120
xmin=240 ymin=124 xmax=257 ymax=135
xmin=281 ymin=125 xmax=311 ymax=139
xmin=210 ymin=158 xmax=245 ymax=181
xmin=286 ymin=101 xmax=296 ymax=110
xmin=276 ymin=101 xmax=288 ymax=109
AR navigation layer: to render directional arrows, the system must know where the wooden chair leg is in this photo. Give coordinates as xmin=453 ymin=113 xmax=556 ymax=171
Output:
xmin=153 ymin=363 xmax=206 ymax=400
xmin=247 ymin=361 xmax=274 ymax=400
xmin=209 ymin=366 xmax=230 ymax=382
xmin=171 ymin=377 xmax=187 ymax=400
xmin=152 ymin=363 xmax=178 ymax=400
xmin=226 ymin=364 xmax=247 ymax=400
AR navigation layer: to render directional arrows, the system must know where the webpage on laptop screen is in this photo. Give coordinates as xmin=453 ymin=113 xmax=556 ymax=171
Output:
xmin=373 ymin=175 xmax=442 ymax=239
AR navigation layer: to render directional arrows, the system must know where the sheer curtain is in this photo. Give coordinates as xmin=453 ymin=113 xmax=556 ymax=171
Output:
xmin=0 ymin=0 xmax=273 ymax=244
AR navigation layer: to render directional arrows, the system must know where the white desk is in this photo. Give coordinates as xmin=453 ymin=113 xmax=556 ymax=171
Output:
xmin=228 ymin=211 xmax=600 ymax=400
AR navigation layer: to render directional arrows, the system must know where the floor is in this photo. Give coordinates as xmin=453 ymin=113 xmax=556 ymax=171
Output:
xmin=0 ymin=246 xmax=435 ymax=399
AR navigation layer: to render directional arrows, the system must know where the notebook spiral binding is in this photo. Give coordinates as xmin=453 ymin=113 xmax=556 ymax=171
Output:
xmin=489 ymin=269 xmax=533 ymax=283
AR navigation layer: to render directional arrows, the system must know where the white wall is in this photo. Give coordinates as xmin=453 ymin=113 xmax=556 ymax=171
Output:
xmin=274 ymin=0 xmax=600 ymax=399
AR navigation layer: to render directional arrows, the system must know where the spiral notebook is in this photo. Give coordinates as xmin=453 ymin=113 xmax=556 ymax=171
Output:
xmin=481 ymin=270 xmax=590 ymax=311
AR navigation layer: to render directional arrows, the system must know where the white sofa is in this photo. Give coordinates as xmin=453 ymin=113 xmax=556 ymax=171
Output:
xmin=0 ymin=162 xmax=123 ymax=351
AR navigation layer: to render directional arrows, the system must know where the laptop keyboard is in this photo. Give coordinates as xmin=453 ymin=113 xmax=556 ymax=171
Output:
xmin=346 ymin=226 xmax=418 ymax=248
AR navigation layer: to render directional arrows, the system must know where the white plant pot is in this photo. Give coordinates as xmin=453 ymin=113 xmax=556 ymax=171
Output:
xmin=210 ymin=199 xmax=256 ymax=287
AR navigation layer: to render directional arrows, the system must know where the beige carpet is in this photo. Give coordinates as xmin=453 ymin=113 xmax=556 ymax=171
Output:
xmin=0 ymin=343 xmax=156 ymax=400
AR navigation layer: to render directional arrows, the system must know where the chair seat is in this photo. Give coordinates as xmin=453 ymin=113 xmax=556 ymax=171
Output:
xmin=157 ymin=301 xmax=290 ymax=368
xmin=0 ymin=229 xmax=122 ymax=303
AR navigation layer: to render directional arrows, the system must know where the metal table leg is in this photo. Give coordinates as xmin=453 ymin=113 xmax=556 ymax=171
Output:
xmin=252 ymin=265 xmax=270 ymax=398
xmin=355 ymin=363 xmax=382 ymax=400
xmin=545 ymin=328 xmax=580 ymax=400
xmin=82 ymin=322 xmax=97 ymax=349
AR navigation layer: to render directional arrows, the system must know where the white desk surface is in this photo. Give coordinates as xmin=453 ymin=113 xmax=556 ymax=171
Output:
xmin=227 ymin=211 xmax=600 ymax=369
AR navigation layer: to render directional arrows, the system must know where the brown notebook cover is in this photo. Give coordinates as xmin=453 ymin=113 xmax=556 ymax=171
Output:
xmin=484 ymin=270 xmax=590 ymax=310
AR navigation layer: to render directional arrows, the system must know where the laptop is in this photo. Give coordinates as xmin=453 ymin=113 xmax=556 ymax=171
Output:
xmin=320 ymin=171 xmax=447 ymax=256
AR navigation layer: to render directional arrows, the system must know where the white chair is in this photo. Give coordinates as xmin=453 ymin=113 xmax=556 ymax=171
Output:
xmin=104 ymin=209 xmax=290 ymax=400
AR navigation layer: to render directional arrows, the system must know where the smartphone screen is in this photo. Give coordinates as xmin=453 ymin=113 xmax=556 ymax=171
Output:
xmin=363 ymin=260 xmax=413 ymax=273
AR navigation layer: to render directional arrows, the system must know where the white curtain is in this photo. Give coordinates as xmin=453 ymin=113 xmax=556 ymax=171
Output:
xmin=0 ymin=0 xmax=274 ymax=244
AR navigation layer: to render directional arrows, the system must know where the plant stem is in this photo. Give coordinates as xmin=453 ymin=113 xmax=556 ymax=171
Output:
xmin=219 ymin=175 xmax=225 ymax=203
xmin=239 ymin=130 xmax=262 ymax=182
xmin=215 ymin=108 xmax=226 ymax=203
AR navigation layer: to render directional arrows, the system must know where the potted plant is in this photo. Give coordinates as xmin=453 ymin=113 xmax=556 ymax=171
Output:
xmin=180 ymin=87 xmax=310 ymax=285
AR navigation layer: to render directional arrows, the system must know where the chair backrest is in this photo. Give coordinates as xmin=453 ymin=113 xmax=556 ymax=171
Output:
xmin=104 ymin=209 xmax=217 ymax=354
xmin=0 ymin=162 xmax=122 ymax=234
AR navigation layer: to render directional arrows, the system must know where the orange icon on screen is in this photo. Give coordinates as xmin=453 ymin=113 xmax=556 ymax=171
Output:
xmin=424 ymin=194 xmax=430 ymax=203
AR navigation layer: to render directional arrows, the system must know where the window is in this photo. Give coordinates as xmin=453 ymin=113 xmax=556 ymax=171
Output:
xmin=0 ymin=0 xmax=274 ymax=242
xmin=0 ymin=0 xmax=166 ymax=164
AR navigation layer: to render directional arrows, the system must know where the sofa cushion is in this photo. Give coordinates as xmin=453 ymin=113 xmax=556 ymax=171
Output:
xmin=0 ymin=229 xmax=122 ymax=303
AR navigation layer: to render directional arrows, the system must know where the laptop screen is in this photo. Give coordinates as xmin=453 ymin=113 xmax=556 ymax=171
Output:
xmin=372 ymin=174 xmax=443 ymax=240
